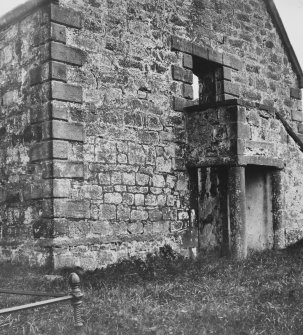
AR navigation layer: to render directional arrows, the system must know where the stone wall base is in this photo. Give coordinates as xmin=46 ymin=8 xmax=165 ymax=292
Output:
xmin=0 ymin=235 xmax=187 ymax=270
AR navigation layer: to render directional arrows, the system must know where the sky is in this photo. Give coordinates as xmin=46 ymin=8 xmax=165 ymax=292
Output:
xmin=274 ymin=0 xmax=303 ymax=66
xmin=0 ymin=0 xmax=303 ymax=66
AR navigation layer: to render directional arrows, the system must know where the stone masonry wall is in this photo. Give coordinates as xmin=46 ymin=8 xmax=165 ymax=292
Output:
xmin=243 ymin=103 xmax=303 ymax=248
xmin=52 ymin=0 xmax=302 ymax=268
xmin=1 ymin=0 xmax=303 ymax=268
xmin=0 ymin=2 xmax=85 ymax=266
xmin=0 ymin=6 xmax=52 ymax=265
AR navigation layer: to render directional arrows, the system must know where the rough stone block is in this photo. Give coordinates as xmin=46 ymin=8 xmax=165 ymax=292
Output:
xmin=298 ymin=123 xmax=303 ymax=134
xmin=152 ymin=174 xmax=165 ymax=188
xmin=173 ymin=96 xmax=194 ymax=111
xmin=138 ymin=130 xmax=159 ymax=144
xmin=223 ymin=81 xmax=240 ymax=97
xmin=52 ymin=82 xmax=83 ymax=103
xmin=172 ymin=65 xmax=193 ymax=84
xmin=223 ymin=67 xmax=232 ymax=81
xmin=52 ymin=219 xmax=72 ymax=237
xmin=149 ymin=209 xmax=163 ymax=221
xmin=51 ymin=22 xmax=66 ymax=43
xmin=50 ymin=4 xmax=82 ymax=29
xmin=122 ymin=172 xmax=136 ymax=185
xmin=171 ymin=36 xmax=192 ymax=53
xmin=136 ymin=173 xmax=150 ymax=186
xmin=117 ymin=205 xmax=131 ymax=221
xmin=99 ymin=204 xmax=116 ymax=220
xmin=163 ymin=208 xmax=177 ymax=220
xmin=223 ymin=54 xmax=243 ymax=71
xmin=297 ymin=133 xmax=303 ymax=143
xmin=91 ymin=221 xmax=113 ymax=236
xmin=30 ymin=181 xmax=51 ymax=199
xmin=135 ymin=194 xmax=145 ymax=206
xmin=292 ymin=110 xmax=303 ymax=122
xmin=43 ymin=120 xmax=84 ymax=141
xmin=183 ymin=54 xmax=193 ymax=69
xmin=145 ymin=194 xmax=157 ymax=206
xmin=30 ymin=140 xmax=68 ymax=161
xmin=50 ymin=62 xmax=67 ymax=82
xmin=104 ymin=193 xmax=122 ymax=204
xmin=30 ymin=62 xmax=66 ymax=85
xmin=53 ymin=179 xmax=71 ymax=198
xmin=50 ymin=161 xmax=84 ymax=179
xmin=30 ymin=102 xmax=68 ymax=123
xmin=183 ymin=83 xmax=193 ymax=99
xmin=50 ymin=42 xmax=83 ymax=66
xmin=237 ymin=122 xmax=251 ymax=140
xmin=290 ymin=87 xmax=302 ymax=100
xmin=32 ymin=26 xmax=50 ymax=46
xmin=51 ymin=101 xmax=69 ymax=120
xmin=54 ymin=199 xmax=90 ymax=218
xmin=131 ymin=209 xmax=148 ymax=221
xmin=31 ymin=180 xmax=70 ymax=199
xmin=29 ymin=64 xmax=48 ymax=86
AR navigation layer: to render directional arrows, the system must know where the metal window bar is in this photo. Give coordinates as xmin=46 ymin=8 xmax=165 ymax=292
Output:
xmin=0 ymin=272 xmax=83 ymax=331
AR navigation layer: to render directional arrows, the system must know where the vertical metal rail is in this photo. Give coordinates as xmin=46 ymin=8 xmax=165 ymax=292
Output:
xmin=69 ymin=273 xmax=84 ymax=330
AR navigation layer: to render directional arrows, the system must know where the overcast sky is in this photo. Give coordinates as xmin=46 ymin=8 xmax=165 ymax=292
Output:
xmin=0 ymin=0 xmax=303 ymax=66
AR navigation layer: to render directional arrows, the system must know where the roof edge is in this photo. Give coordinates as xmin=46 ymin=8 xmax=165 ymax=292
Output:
xmin=266 ymin=0 xmax=303 ymax=88
xmin=0 ymin=0 xmax=56 ymax=31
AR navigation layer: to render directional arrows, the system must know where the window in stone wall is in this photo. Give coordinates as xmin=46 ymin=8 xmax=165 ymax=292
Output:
xmin=192 ymin=56 xmax=223 ymax=105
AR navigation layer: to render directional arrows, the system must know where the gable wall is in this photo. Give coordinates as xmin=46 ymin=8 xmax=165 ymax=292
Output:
xmin=1 ymin=0 xmax=303 ymax=268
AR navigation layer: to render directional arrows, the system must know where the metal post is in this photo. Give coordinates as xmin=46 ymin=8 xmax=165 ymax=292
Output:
xmin=69 ymin=273 xmax=84 ymax=331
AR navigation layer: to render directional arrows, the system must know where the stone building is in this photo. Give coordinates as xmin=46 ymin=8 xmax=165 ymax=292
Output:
xmin=0 ymin=0 xmax=303 ymax=269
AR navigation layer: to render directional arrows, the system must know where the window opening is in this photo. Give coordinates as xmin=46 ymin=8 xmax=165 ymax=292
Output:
xmin=192 ymin=56 xmax=223 ymax=105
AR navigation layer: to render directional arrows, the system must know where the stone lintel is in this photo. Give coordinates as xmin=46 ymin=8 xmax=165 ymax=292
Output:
xmin=237 ymin=155 xmax=284 ymax=169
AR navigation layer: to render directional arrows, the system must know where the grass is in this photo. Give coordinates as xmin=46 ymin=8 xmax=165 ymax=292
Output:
xmin=1 ymin=245 xmax=303 ymax=334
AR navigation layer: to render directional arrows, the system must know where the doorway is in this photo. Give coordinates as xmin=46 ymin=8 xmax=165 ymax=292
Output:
xmin=245 ymin=166 xmax=274 ymax=251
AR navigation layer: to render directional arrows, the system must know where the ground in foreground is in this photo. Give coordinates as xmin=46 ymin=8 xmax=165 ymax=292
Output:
xmin=1 ymin=246 xmax=303 ymax=334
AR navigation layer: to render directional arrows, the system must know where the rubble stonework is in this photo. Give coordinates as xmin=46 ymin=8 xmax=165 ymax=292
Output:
xmin=1 ymin=0 xmax=303 ymax=268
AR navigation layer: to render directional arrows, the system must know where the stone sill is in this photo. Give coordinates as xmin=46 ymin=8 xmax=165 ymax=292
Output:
xmin=184 ymin=99 xmax=241 ymax=113
xmin=183 ymin=99 xmax=278 ymax=114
